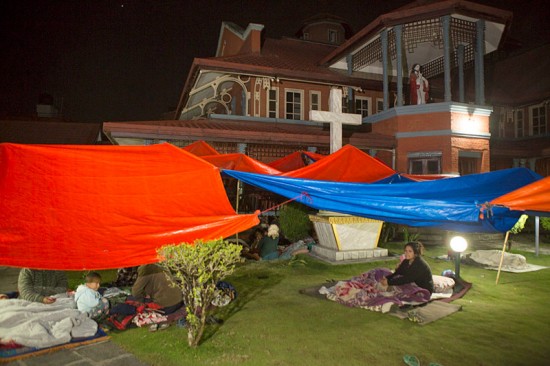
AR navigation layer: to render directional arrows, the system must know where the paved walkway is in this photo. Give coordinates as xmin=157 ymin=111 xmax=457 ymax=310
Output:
xmin=3 ymin=340 xmax=149 ymax=366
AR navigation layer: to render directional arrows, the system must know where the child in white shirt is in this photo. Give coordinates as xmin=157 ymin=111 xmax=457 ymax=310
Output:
xmin=75 ymin=272 xmax=109 ymax=320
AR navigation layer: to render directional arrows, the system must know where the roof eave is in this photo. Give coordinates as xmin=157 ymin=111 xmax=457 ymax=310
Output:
xmin=320 ymin=0 xmax=513 ymax=66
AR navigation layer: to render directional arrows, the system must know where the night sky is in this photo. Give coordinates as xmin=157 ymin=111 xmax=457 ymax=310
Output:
xmin=1 ymin=0 xmax=548 ymax=123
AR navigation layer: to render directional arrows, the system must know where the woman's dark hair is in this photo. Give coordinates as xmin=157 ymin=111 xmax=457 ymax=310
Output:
xmin=405 ymin=241 xmax=424 ymax=257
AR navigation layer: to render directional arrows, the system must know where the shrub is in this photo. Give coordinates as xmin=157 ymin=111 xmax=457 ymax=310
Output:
xmin=402 ymin=226 xmax=419 ymax=243
xmin=380 ymin=223 xmax=398 ymax=243
xmin=157 ymin=238 xmax=242 ymax=347
xmin=278 ymin=202 xmax=313 ymax=242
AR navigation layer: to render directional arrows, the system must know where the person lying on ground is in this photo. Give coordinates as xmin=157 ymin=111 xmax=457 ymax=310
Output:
xmin=18 ymin=268 xmax=68 ymax=304
xmin=380 ymin=241 xmax=434 ymax=294
xmin=75 ymin=271 xmax=110 ymax=320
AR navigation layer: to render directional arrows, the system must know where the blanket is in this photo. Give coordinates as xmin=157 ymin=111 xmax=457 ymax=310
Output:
xmin=388 ymin=301 xmax=462 ymax=325
xmin=0 ymin=297 xmax=98 ymax=348
xmin=318 ymin=268 xmax=431 ymax=313
xmin=466 ymin=250 xmax=549 ymax=272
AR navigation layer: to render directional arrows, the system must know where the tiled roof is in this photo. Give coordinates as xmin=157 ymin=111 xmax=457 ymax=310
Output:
xmin=198 ymin=38 xmax=372 ymax=86
xmin=104 ymin=118 xmax=395 ymax=150
xmin=216 ymin=38 xmax=337 ymax=73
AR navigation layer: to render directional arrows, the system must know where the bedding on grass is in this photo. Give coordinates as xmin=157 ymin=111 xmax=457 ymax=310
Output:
xmin=465 ymin=250 xmax=549 ymax=272
xmin=310 ymin=267 xmax=470 ymax=319
xmin=318 ymin=268 xmax=432 ymax=313
xmin=0 ymin=296 xmax=98 ymax=348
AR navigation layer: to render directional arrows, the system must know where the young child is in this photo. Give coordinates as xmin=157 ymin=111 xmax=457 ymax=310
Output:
xmin=75 ymin=272 xmax=109 ymax=320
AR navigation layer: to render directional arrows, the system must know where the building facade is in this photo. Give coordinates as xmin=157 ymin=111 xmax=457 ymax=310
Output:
xmin=104 ymin=0 xmax=548 ymax=177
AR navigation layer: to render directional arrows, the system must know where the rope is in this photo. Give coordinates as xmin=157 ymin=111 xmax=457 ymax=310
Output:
xmin=260 ymin=192 xmax=312 ymax=215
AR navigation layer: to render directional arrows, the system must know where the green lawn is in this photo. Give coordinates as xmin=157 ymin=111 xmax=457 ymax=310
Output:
xmin=80 ymin=243 xmax=550 ymax=366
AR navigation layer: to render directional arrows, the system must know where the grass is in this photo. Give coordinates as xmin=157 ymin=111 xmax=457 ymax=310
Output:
xmin=74 ymin=242 xmax=550 ymax=366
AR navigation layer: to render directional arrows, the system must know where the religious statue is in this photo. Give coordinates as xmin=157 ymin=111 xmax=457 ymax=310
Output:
xmin=409 ymin=64 xmax=429 ymax=105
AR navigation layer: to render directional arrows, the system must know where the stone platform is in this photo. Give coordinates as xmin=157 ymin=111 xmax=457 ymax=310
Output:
xmin=309 ymin=212 xmax=390 ymax=263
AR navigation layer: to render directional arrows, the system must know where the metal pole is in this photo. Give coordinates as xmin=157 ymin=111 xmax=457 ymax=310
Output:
xmin=455 ymin=252 xmax=461 ymax=278
xmin=535 ymin=216 xmax=540 ymax=256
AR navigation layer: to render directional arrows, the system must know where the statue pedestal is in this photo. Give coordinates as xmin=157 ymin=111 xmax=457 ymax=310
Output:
xmin=309 ymin=211 xmax=387 ymax=262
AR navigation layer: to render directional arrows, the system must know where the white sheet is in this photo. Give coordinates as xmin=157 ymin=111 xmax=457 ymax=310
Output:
xmin=0 ymin=296 xmax=97 ymax=348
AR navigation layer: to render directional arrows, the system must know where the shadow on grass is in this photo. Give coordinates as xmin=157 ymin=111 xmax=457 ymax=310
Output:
xmin=199 ymin=262 xmax=285 ymax=344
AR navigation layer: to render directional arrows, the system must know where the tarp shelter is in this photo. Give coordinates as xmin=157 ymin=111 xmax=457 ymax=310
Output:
xmin=0 ymin=143 xmax=259 ymax=270
xmin=282 ymin=145 xmax=398 ymax=182
xmin=490 ymin=176 xmax=550 ymax=216
xmin=182 ymin=140 xmax=220 ymax=156
xmin=268 ymin=151 xmax=326 ymax=172
xmin=201 ymin=153 xmax=281 ymax=175
xmin=223 ymin=167 xmax=542 ymax=233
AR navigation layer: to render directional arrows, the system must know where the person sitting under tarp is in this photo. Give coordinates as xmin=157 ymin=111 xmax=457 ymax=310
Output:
xmin=75 ymin=272 xmax=110 ymax=321
xmin=241 ymin=227 xmax=264 ymax=261
xmin=259 ymin=224 xmax=309 ymax=260
xmin=131 ymin=264 xmax=184 ymax=316
xmin=18 ymin=268 xmax=69 ymax=304
xmin=380 ymin=241 xmax=434 ymax=295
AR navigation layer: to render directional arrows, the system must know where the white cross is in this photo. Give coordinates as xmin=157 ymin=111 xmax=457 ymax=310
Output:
xmin=310 ymin=87 xmax=362 ymax=153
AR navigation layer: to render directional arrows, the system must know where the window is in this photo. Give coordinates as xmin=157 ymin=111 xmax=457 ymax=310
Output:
xmin=530 ymin=104 xmax=547 ymax=136
xmin=515 ymin=110 xmax=524 ymax=137
xmin=310 ymin=91 xmax=321 ymax=111
xmin=408 ymin=152 xmax=441 ymax=175
xmin=458 ymin=151 xmax=481 ymax=176
xmin=267 ymin=88 xmax=279 ymax=118
xmin=328 ymin=29 xmax=338 ymax=44
xmin=376 ymin=98 xmax=384 ymax=113
xmin=285 ymin=89 xmax=303 ymax=120
xmin=355 ymin=97 xmax=371 ymax=118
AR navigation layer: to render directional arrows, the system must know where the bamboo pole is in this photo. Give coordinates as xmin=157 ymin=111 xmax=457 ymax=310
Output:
xmin=495 ymin=231 xmax=510 ymax=285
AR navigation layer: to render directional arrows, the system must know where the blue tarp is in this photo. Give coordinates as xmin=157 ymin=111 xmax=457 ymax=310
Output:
xmin=224 ymin=167 xmax=543 ymax=233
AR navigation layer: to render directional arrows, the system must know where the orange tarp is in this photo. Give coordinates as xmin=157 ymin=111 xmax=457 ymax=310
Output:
xmin=268 ymin=151 xmax=326 ymax=172
xmin=201 ymin=153 xmax=282 ymax=175
xmin=0 ymin=143 xmax=259 ymax=270
xmin=490 ymin=176 xmax=550 ymax=213
xmin=182 ymin=140 xmax=220 ymax=156
xmin=282 ymin=145 xmax=397 ymax=182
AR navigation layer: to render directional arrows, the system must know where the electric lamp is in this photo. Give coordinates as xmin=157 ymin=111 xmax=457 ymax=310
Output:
xmin=450 ymin=236 xmax=468 ymax=278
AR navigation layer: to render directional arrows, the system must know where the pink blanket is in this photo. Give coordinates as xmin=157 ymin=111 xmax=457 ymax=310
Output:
xmin=319 ymin=268 xmax=431 ymax=313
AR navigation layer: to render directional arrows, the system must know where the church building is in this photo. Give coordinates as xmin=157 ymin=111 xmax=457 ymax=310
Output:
xmin=104 ymin=0 xmax=549 ymax=178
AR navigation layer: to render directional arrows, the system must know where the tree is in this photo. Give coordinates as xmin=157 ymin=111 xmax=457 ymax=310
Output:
xmin=157 ymin=238 xmax=242 ymax=347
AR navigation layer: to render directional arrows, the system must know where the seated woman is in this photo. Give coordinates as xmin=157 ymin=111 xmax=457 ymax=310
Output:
xmin=259 ymin=224 xmax=280 ymax=260
xmin=380 ymin=241 xmax=434 ymax=294
xmin=259 ymin=224 xmax=309 ymax=261
xmin=131 ymin=264 xmax=184 ymax=315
